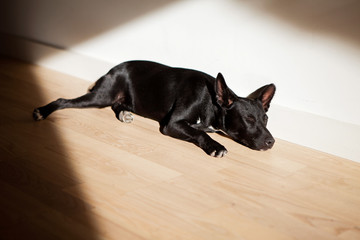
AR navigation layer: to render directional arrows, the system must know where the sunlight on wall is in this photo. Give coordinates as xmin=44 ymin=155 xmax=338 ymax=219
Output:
xmin=54 ymin=0 xmax=360 ymax=126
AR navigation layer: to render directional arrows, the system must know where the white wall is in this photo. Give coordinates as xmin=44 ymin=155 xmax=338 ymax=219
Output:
xmin=1 ymin=0 xmax=360 ymax=162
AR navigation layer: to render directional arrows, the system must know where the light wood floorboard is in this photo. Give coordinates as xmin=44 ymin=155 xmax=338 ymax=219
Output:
xmin=0 ymin=58 xmax=359 ymax=240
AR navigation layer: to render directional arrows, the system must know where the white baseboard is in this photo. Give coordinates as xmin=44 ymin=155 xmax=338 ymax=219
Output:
xmin=1 ymin=33 xmax=359 ymax=163
xmin=269 ymin=105 xmax=360 ymax=163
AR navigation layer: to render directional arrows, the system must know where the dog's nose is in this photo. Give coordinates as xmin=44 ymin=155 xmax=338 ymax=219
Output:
xmin=265 ymin=138 xmax=275 ymax=148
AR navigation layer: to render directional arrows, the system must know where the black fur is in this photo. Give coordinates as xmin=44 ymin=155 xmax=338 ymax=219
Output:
xmin=33 ymin=61 xmax=276 ymax=157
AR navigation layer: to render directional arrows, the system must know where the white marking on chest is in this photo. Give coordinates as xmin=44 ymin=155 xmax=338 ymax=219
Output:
xmin=196 ymin=117 xmax=218 ymax=132
xmin=208 ymin=125 xmax=216 ymax=131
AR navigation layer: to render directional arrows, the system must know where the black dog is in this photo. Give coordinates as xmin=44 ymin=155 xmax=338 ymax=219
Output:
xmin=33 ymin=61 xmax=276 ymax=157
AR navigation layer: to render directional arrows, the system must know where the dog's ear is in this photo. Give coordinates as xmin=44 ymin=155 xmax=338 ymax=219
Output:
xmin=247 ymin=84 xmax=276 ymax=112
xmin=215 ymin=73 xmax=236 ymax=108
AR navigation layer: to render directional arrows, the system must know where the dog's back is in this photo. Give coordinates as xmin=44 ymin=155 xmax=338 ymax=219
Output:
xmin=93 ymin=61 xmax=217 ymax=122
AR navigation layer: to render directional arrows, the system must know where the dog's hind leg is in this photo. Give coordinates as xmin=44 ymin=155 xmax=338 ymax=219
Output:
xmin=33 ymin=92 xmax=113 ymax=121
xmin=111 ymin=103 xmax=133 ymax=123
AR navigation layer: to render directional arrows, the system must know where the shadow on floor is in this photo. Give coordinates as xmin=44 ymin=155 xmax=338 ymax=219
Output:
xmin=0 ymin=58 xmax=101 ymax=239
xmin=0 ymin=1 xmax=179 ymax=239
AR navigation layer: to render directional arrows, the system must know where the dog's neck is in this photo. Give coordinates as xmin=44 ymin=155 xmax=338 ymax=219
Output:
xmin=211 ymin=106 xmax=227 ymax=132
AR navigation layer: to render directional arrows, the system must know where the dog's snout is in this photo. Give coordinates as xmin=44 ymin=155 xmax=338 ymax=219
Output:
xmin=265 ymin=137 xmax=275 ymax=148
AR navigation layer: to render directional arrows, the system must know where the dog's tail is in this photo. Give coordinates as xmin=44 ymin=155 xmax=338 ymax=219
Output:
xmin=87 ymin=82 xmax=96 ymax=93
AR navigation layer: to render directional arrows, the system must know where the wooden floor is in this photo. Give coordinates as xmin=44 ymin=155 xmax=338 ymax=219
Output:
xmin=0 ymin=57 xmax=359 ymax=240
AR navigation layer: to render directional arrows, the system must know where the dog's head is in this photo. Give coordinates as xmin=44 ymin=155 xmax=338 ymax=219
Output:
xmin=215 ymin=73 xmax=276 ymax=151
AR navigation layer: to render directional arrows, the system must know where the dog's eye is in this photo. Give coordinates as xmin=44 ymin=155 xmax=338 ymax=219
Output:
xmin=245 ymin=116 xmax=256 ymax=124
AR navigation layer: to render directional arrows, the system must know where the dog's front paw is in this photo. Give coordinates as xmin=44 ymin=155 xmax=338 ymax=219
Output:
xmin=205 ymin=142 xmax=228 ymax=158
xmin=33 ymin=108 xmax=44 ymax=121
xmin=210 ymin=148 xmax=228 ymax=158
